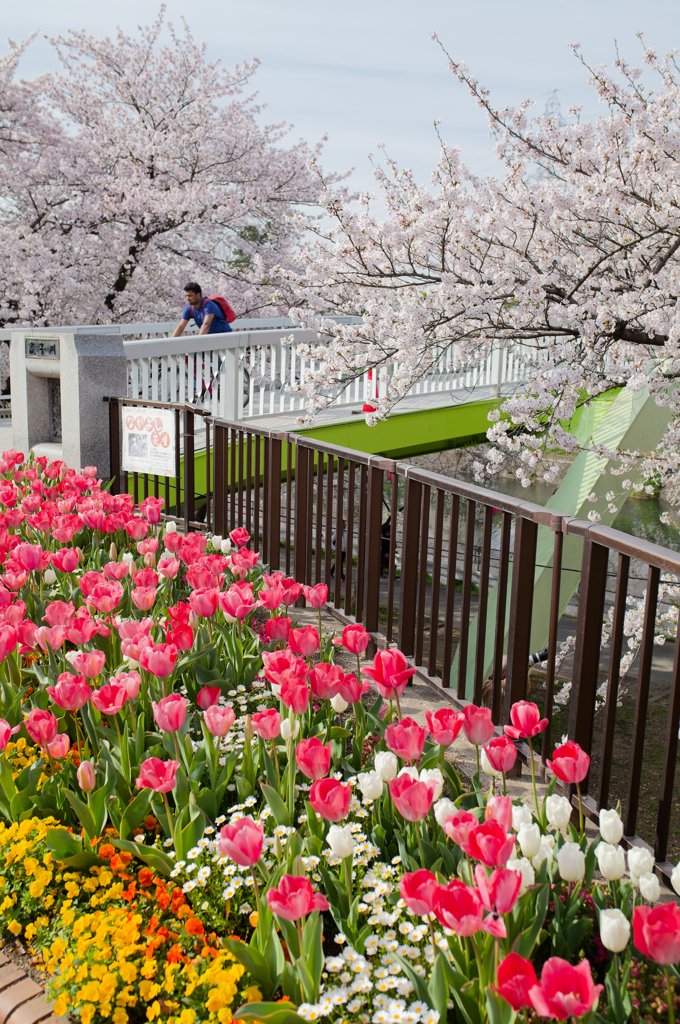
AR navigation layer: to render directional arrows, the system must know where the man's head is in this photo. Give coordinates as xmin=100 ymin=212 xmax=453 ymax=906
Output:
xmin=184 ymin=282 xmax=202 ymax=306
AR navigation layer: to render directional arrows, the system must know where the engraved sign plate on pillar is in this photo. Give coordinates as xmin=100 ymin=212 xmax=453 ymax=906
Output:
xmin=121 ymin=406 xmax=176 ymax=477
xmin=25 ymin=338 xmax=59 ymax=359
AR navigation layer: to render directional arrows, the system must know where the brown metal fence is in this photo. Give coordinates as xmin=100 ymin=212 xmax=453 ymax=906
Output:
xmin=107 ymin=400 xmax=680 ymax=881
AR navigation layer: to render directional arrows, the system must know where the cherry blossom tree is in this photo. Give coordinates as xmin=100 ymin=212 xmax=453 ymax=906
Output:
xmin=289 ymin=35 xmax=680 ymax=497
xmin=0 ymin=9 xmax=338 ymax=326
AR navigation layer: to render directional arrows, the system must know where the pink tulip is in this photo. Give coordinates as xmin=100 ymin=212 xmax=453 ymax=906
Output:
xmin=197 ymin=685 xmax=221 ymax=709
xmin=296 ymin=737 xmax=331 ymax=780
xmin=47 ymin=734 xmax=70 ymax=759
xmin=0 ymin=624 xmax=17 ymax=662
xmin=337 ymin=672 xmax=370 ymax=703
xmin=219 ymin=582 xmax=255 ymax=621
xmin=400 ymin=869 xmax=438 ymax=917
xmin=474 ymin=864 xmax=522 ymax=915
xmin=204 ymin=704 xmax=236 ymax=737
xmin=0 ymin=719 xmax=20 ymax=752
xmin=46 ymin=673 xmax=91 ymax=711
xmin=217 ymin=816 xmax=264 ymax=866
xmin=43 ymin=600 xmax=75 ymax=627
xmin=547 ymin=741 xmax=590 ymax=784
xmin=69 ymin=649 xmax=106 ymax=679
xmin=262 ymin=649 xmax=308 ymax=689
xmin=15 ymin=543 xmax=44 ymax=571
xmin=132 ymin=586 xmax=157 ymax=611
xmin=229 ymin=527 xmax=250 ymax=548
xmin=257 ymin=586 xmax=284 ymax=611
xmin=138 ymin=642 xmax=178 ymax=678
xmin=112 ymin=670 xmax=142 ymax=699
xmin=308 ymin=662 xmax=343 ymax=700
xmin=633 ymin=903 xmax=680 ymax=965
xmin=426 ymin=708 xmax=464 ymax=747
xmin=465 ymin=820 xmax=515 ymax=868
xmin=87 ymin=581 xmax=124 ymax=613
xmin=289 ymin=625 xmax=319 ymax=657
xmin=493 ymin=954 xmax=538 ymax=1012
xmin=51 ymin=548 xmax=80 ymax=573
xmin=279 ymin=579 xmax=303 ymax=605
xmin=77 ymin=760 xmax=96 ymax=792
xmin=265 ymin=616 xmax=290 ymax=641
xmin=504 ymin=700 xmax=548 ymax=740
xmin=310 ymin=778 xmax=351 ymax=821
xmin=158 ymin=556 xmax=180 ymax=579
xmin=434 ymin=880 xmax=484 ymax=936
xmin=152 ymin=694 xmax=187 ymax=733
xmin=341 ymin=623 xmax=370 ymax=654
xmin=485 ymin=795 xmax=513 ymax=833
xmin=303 ymin=583 xmax=328 ymax=608
xmin=483 ymin=735 xmax=517 ymax=774
xmin=140 ymin=496 xmax=164 ymax=524
xmin=266 ymin=874 xmax=329 ymax=921
xmin=362 ymin=649 xmax=415 ymax=700
xmin=251 ymin=708 xmax=281 ymax=740
xmin=25 ymin=708 xmax=58 ymax=747
xmin=136 ymin=757 xmax=179 ymax=793
xmin=461 ymin=705 xmax=495 ymax=746
xmin=385 ymin=717 xmax=428 ymax=764
xmin=443 ymin=809 xmax=480 ymax=847
xmin=35 ymin=625 xmax=66 ymax=652
xmin=92 ymin=683 xmax=128 ymax=716
xmin=388 ymin=774 xmax=437 ymax=822
xmin=125 ymin=518 xmax=149 ymax=541
xmin=189 ymin=587 xmax=220 ymax=618
xmin=529 ymin=958 xmax=603 ymax=1020
xmin=280 ymin=677 xmax=311 ymax=715
xmin=103 ymin=560 xmax=130 ymax=580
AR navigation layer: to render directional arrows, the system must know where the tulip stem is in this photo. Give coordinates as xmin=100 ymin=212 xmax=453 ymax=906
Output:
xmin=439 ymin=745 xmax=445 ymax=773
xmin=415 ymin=824 xmax=426 ymax=869
xmin=72 ymin=711 xmax=84 ymax=760
xmin=576 ymin=780 xmax=584 ymax=838
xmin=343 ymin=854 xmax=352 ymax=904
xmin=666 ymin=966 xmax=676 ymax=1024
xmin=356 ymin=652 xmax=362 ymax=683
xmin=502 ymin=771 xmax=507 ymax=796
xmin=162 ymin=791 xmax=176 ymax=851
xmin=325 ymin=700 xmax=332 ymax=744
xmin=394 ymin=689 xmax=402 ymax=722
xmin=318 ymin=607 xmax=323 ymax=649
xmin=475 ymin=745 xmax=480 ymax=776
xmin=527 ymin=737 xmax=540 ymax=818
xmin=250 ymin=866 xmax=263 ymax=944
xmin=271 ymin=739 xmax=280 ymax=786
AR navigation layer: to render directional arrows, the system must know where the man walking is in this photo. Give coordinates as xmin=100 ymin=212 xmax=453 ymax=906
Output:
xmin=172 ymin=282 xmax=232 ymax=337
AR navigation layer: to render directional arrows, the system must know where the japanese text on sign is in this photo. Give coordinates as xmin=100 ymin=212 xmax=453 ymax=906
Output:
xmin=121 ymin=406 xmax=176 ymax=478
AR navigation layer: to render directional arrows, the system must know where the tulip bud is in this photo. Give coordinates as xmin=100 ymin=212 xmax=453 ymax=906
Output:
xmin=639 ymin=871 xmax=660 ymax=903
xmin=327 ymin=824 xmax=355 ymax=859
xmin=481 ymin=749 xmax=500 ymax=777
xmin=595 ymin=841 xmax=626 ymax=881
xmin=144 ymin=552 xmax=156 ymax=568
xmin=77 ymin=760 xmax=96 ymax=793
xmin=517 ymin=823 xmax=541 ymax=859
xmin=280 ymin=718 xmax=300 ymax=741
xmin=556 ymin=840 xmax=586 ymax=882
xmin=109 ymin=542 xmax=118 ymax=560
xmin=512 ymin=804 xmax=533 ymax=832
xmin=599 ymin=808 xmax=623 ymax=845
xmin=76 ymin=547 xmax=84 ymax=564
xmin=545 ymin=794 xmax=572 ymax=830
xmin=330 ymin=694 xmax=349 ymax=713
xmin=599 ymin=908 xmax=631 ymax=953
xmin=244 ymin=714 xmax=254 ymax=742
xmin=189 ymin=610 xmax=199 ymax=630
xmin=43 ymin=568 xmax=56 ymax=585
xmin=506 ymin=856 xmax=535 ymax=895
xmin=374 ymin=750 xmax=398 ymax=781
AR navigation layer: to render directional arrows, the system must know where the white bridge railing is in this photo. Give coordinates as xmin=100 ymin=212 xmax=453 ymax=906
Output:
xmin=2 ymin=317 xmax=543 ymax=422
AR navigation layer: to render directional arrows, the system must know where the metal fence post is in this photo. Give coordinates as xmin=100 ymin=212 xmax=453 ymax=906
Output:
xmin=364 ymin=459 xmax=384 ymax=632
xmin=398 ymin=471 xmax=422 ymax=657
xmin=294 ymin=442 xmax=310 ymax=585
xmin=267 ymin=434 xmax=284 ymax=570
xmin=504 ymin=514 xmax=538 ymax=721
xmin=107 ymin=397 xmax=121 ymax=494
xmin=183 ymin=407 xmax=195 ymax=532
xmin=213 ymin=423 xmax=226 ymax=536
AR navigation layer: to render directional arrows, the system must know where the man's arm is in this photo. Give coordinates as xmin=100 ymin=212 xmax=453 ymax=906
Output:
xmin=198 ymin=313 xmax=214 ymax=336
xmin=172 ymin=319 xmax=189 ymax=338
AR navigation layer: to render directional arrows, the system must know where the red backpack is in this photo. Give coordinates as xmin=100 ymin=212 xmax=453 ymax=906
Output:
xmin=192 ymin=295 xmax=236 ymax=324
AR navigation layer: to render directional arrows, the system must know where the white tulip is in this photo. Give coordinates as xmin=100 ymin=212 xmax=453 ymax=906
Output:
xmin=517 ymin=823 xmax=541 ymax=859
xmin=221 ymin=538 xmax=232 ymax=554
xmin=599 ymin=909 xmax=631 ymax=953
xmin=481 ymin=750 xmax=500 ymax=777
xmin=210 ymin=534 xmax=222 ymax=548
xmin=280 ymin=719 xmax=300 ymax=741
xmin=557 ymin=841 xmax=586 ymax=882
xmin=375 ymin=751 xmax=398 ymax=781
xmin=532 ymin=837 xmax=554 ymax=871
xmin=269 ymin=681 xmax=282 ymax=698
xmin=506 ymin=857 xmax=535 ymax=894
xmin=330 ymin=694 xmax=349 ymax=713
xmin=327 ymin=824 xmax=355 ymax=859
xmin=357 ymin=770 xmax=383 ymax=801
xmin=398 ymin=766 xmax=419 ymax=782
xmin=419 ymin=768 xmax=444 ymax=801
xmin=639 ymin=872 xmax=660 ymax=903
xmin=512 ymin=804 xmax=533 ymax=832
xmin=124 ymin=656 xmax=139 ymax=669
xmin=595 ymin=842 xmax=626 ymax=881
xmin=165 ymin=521 xmax=177 ymax=533
xmin=672 ymin=862 xmax=680 ymax=897
xmin=122 ymin=551 xmax=135 ymax=565
xmin=434 ymin=797 xmax=456 ymax=827
xmin=599 ymin=808 xmax=623 ymax=846
xmin=545 ymin=795 xmax=572 ymax=831
xmin=43 ymin=568 xmax=56 ymax=585
xmin=628 ymin=847 xmax=654 ymax=884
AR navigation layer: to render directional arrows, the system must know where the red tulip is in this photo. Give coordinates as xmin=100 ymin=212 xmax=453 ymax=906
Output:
xmin=385 ymin=717 xmax=428 ymax=764
xmin=633 ymin=903 xmax=680 ymax=965
xmin=493 ymin=953 xmax=538 ymax=1012
xmin=309 ymin=778 xmax=351 ymax=821
xmin=483 ymin=735 xmax=517 ymax=774
xmin=388 ymin=774 xmax=437 ymax=822
xmin=266 ymin=874 xmax=330 ymax=921
xmin=165 ymin=623 xmax=194 ymax=651
xmin=337 ymin=672 xmax=370 ymax=703
xmin=504 ymin=700 xmax=548 ymax=740
xmin=229 ymin=527 xmax=250 ymax=548
xmin=474 ymin=865 xmax=521 ymax=915
xmin=69 ymin=649 xmax=106 ymax=679
xmin=257 ymin=586 xmax=284 ymax=611
xmin=309 ymin=662 xmax=343 ymax=700
xmin=217 ymin=816 xmax=264 ymax=866
xmin=197 ymin=686 xmax=221 ymax=710
xmin=433 ymin=881 xmax=483 ymax=936
xmin=47 ymin=734 xmax=70 ymax=759
xmin=280 ymin=677 xmax=311 ymax=715
xmin=296 ymin=737 xmax=331 ymax=780
xmin=289 ymin=625 xmax=320 ymax=657
xmin=485 ymin=795 xmax=513 ymax=833
xmin=303 ymin=583 xmax=328 ymax=608
xmin=547 ymin=740 xmax=590 ymax=784
xmin=461 ymin=705 xmax=495 ymax=746
xmin=399 ymin=869 xmax=438 ymax=917
xmin=138 ymin=642 xmax=178 ymax=678
xmin=152 ymin=694 xmax=187 ymax=733
xmin=262 ymin=649 xmax=308 ymax=689
xmin=442 ymin=809 xmax=479 ymax=847
xmin=529 ymin=957 xmax=602 ymax=1020
xmin=136 ymin=757 xmax=179 ymax=793
xmin=92 ymin=683 xmax=128 ymax=716
xmin=251 ymin=708 xmax=281 ymax=740
xmin=189 ymin=587 xmax=220 ymax=618
xmin=426 ymin=708 xmax=464 ymax=747
xmin=265 ymin=616 xmax=290 ymax=642
xmin=465 ymin=820 xmax=515 ymax=868
xmin=279 ymin=579 xmax=303 ymax=605
xmin=0 ymin=719 xmax=20 ymax=752
xmin=341 ymin=623 xmax=370 ymax=655
xmin=362 ymin=649 xmax=416 ymax=700
xmin=25 ymin=708 xmax=59 ymax=747
xmin=204 ymin=705 xmax=236 ymax=737
xmin=46 ymin=673 xmax=91 ymax=711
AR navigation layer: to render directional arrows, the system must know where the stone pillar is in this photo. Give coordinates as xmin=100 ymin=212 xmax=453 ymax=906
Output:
xmin=10 ymin=331 xmax=127 ymax=477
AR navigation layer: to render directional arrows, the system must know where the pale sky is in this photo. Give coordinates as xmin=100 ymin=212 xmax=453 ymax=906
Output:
xmin=5 ymin=0 xmax=679 ymax=194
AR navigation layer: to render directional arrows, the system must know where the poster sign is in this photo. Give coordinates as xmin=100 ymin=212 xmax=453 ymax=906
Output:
xmin=121 ymin=406 xmax=176 ymax=478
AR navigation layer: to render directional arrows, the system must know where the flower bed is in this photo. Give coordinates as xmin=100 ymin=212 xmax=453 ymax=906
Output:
xmin=0 ymin=452 xmax=678 ymax=1023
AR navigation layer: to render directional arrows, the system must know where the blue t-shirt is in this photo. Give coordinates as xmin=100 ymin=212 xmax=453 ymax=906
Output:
xmin=182 ymin=298 xmax=232 ymax=334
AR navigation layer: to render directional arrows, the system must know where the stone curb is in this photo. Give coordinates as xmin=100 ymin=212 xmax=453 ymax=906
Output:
xmin=0 ymin=951 xmax=66 ymax=1024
